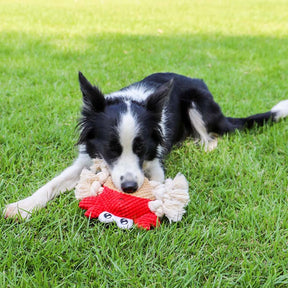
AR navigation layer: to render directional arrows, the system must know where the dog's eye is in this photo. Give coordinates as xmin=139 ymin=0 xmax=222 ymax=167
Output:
xmin=133 ymin=137 xmax=145 ymax=156
xmin=109 ymin=139 xmax=122 ymax=159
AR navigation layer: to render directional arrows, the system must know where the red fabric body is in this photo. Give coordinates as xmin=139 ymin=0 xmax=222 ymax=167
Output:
xmin=79 ymin=186 xmax=160 ymax=230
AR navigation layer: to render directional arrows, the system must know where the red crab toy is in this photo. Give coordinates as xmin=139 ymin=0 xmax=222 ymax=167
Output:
xmin=79 ymin=185 xmax=160 ymax=230
xmin=76 ymin=159 xmax=190 ymax=230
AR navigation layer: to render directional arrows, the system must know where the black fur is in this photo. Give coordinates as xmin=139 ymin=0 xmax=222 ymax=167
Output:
xmin=78 ymin=72 xmax=278 ymax=158
xmin=77 ymin=72 xmax=282 ymax=192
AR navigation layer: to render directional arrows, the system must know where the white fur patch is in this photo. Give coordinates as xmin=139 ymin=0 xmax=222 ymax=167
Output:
xmin=110 ymin=109 xmax=144 ymax=190
xmin=118 ymin=108 xmax=139 ymax=150
xmin=188 ymin=107 xmax=217 ymax=151
xmin=107 ymin=84 xmax=155 ymax=101
xmin=156 ymin=107 xmax=167 ymax=156
xmin=271 ymin=100 xmax=288 ymax=121
xmin=143 ymin=158 xmax=165 ymax=182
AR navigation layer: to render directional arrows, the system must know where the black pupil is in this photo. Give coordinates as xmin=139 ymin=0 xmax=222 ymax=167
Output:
xmin=120 ymin=219 xmax=128 ymax=225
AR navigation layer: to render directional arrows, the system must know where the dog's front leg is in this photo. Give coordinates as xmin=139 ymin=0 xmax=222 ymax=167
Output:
xmin=4 ymin=152 xmax=92 ymax=220
xmin=143 ymin=158 xmax=165 ymax=183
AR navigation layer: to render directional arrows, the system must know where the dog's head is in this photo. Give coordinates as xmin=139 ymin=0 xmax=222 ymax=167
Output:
xmin=77 ymin=72 xmax=172 ymax=192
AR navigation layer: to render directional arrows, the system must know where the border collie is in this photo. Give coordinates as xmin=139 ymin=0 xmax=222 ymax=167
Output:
xmin=4 ymin=72 xmax=288 ymax=219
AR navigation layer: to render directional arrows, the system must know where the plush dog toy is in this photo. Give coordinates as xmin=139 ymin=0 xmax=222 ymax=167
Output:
xmin=75 ymin=159 xmax=190 ymax=230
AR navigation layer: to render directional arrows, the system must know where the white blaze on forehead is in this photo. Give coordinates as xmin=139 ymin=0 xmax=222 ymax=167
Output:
xmin=110 ymin=108 xmax=144 ymax=191
xmin=118 ymin=110 xmax=139 ymax=150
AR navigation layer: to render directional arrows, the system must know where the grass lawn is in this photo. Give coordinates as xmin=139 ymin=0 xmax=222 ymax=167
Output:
xmin=1 ymin=0 xmax=288 ymax=286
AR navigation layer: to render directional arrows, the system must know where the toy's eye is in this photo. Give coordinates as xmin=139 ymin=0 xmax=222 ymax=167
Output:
xmin=120 ymin=219 xmax=128 ymax=225
xmin=104 ymin=213 xmax=113 ymax=219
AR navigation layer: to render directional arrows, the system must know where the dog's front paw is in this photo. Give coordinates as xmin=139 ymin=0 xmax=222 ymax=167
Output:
xmin=4 ymin=198 xmax=35 ymax=220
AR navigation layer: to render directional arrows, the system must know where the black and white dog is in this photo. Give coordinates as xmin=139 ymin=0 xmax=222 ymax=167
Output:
xmin=4 ymin=72 xmax=288 ymax=219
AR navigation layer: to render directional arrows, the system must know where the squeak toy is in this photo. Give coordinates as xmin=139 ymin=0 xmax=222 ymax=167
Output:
xmin=75 ymin=159 xmax=190 ymax=230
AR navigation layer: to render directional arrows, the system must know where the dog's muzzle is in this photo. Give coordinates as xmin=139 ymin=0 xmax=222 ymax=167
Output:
xmin=120 ymin=173 xmax=138 ymax=193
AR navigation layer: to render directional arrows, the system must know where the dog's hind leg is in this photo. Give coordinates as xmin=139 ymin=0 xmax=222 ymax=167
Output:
xmin=188 ymin=106 xmax=219 ymax=151
xmin=188 ymin=93 xmax=288 ymax=152
xmin=4 ymin=149 xmax=92 ymax=220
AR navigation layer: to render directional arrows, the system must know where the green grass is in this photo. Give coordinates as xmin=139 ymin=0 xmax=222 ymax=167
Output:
xmin=1 ymin=0 xmax=288 ymax=286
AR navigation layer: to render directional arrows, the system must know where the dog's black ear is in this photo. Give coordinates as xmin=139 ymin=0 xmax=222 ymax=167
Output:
xmin=79 ymin=71 xmax=105 ymax=112
xmin=145 ymin=79 xmax=174 ymax=113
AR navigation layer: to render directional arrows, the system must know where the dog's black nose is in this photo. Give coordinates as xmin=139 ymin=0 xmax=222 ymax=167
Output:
xmin=121 ymin=181 xmax=138 ymax=193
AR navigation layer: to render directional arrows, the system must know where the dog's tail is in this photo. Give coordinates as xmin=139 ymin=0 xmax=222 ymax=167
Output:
xmin=225 ymin=100 xmax=288 ymax=132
